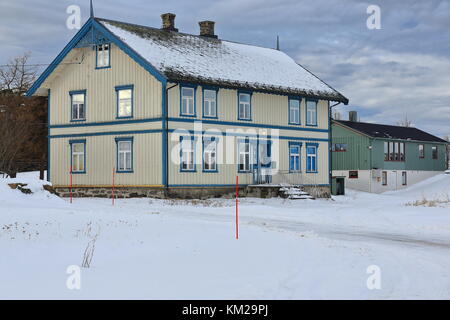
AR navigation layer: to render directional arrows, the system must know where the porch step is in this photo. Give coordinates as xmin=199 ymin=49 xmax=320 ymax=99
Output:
xmin=279 ymin=187 xmax=314 ymax=200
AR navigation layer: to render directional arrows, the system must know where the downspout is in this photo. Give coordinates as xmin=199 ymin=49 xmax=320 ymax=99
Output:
xmin=164 ymin=83 xmax=179 ymax=193
xmin=329 ymin=102 xmax=341 ymax=189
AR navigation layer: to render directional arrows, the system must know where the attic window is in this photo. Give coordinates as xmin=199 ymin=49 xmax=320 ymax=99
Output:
xmin=96 ymin=44 xmax=110 ymax=69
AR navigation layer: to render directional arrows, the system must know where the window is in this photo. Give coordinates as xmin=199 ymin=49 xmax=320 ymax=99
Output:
xmin=203 ymin=89 xmax=217 ymax=118
xmin=382 ymin=171 xmax=387 ymax=186
xmin=96 ymin=44 xmax=110 ymax=68
xmin=238 ymin=92 xmax=251 ymax=120
xmin=203 ymin=137 xmax=217 ymax=172
xmin=259 ymin=141 xmax=272 ymax=168
xmin=332 ymin=143 xmax=347 ymax=152
xmin=238 ymin=140 xmax=251 ymax=172
xmin=180 ymin=136 xmax=196 ymax=172
xmin=181 ymin=87 xmax=195 ymax=116
xmin=400 ymin=142 xmax=405 ymax=161
xmin=70 ymin=91 xmax=86 ymax=121
xmin=385 ymin=141 xmax=405 ymax=162
xmin=306 ymin=100 xmax=317 ymax=126
xmin=70 ymin=140 xmax=86 ymax=173
xmin=306 ymin=144 xmax=318 ymax=173
xmin=116 ymin=138 xmax=133 ymax=172
xmin=116 ymin=85 xmax=133 ymax=118
xmin=289 ymin=143 xmax=301 ymax=172
xmin=384 ymin=142 xmax=389 ymax=160
xmin=419 ymin=144 xmax=425 ymax=158
xmin=402 ymin=172 xmax=407 ymax=186
xmin=432 ymin=146 xmax=438 ymax=159
xmin=349 ymin=171 xmax=358 ymax=179
xmin=288 ymin=98 xmax=300 ymax=124
xmin=389 ymin=142 xmax=394 ymax=161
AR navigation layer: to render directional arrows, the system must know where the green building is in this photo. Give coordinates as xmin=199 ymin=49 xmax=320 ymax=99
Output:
xmin=332 ymin=115 xmax=448 ymax=193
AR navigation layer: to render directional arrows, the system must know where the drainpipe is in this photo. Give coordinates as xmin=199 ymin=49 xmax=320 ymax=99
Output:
xmin=165 ymin=83 xmax=179 ymax=193
xmin=329 ymin=102 xmax=341 ymax=190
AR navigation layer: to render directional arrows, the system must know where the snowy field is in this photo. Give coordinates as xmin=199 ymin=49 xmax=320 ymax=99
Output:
xmin=1 ymin=172 xmax=450 ymax=299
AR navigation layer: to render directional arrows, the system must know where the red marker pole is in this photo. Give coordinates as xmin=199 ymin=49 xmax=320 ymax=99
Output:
xmin=112 ymin=167 xmax=115 ymax=206
xmin=235 ymin=175 xmax=239 ymax=239
xmin=69 ymin=166 xmax=73 ymax=204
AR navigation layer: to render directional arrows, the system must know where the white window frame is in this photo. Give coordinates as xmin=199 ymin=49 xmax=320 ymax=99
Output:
xmin=181 ymin=136 xmax=196 ymax=172
xmin=96 ymin=43 xmax=110 ymax=68
xmin=306 ymin=100 xmax=317 ymax=126
xmin=203 ymin=137 xmax=218 ymax=172
xmin=203 ymin=89 xmax=217 ymax=118
xmin=70 ymin=91 xmax=86 ymax=121
xmin=238 ymin=140 xmax=251 ymax=172
xmin=238 ymin=92 xmax=251 ymax=120
xmin=116 ymin=86 xmax=133 ymax=118
xmin=117 ymin=139 xmax=133 ymax=172
xmin=289 ymin=144 xmax=301 ymax=172
xmin=70 ymin=141 xmax=85 ymax=173
xmin=181 ymin=87 xmax=195 ymax=116
xmin=289 ymin=98 xmax=300 ymax=124
xmin=306 ymin=144 xmax=318 ymax=173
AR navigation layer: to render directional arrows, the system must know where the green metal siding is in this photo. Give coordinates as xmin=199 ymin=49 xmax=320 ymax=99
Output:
xmin=331 ymin=123 xmax=371 ymax=170
xmin=373 ymin=139 xmax=447 ymax=171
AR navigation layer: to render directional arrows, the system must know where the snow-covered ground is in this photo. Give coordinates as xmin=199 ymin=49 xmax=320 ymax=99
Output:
xmin=1 ymin=172 xmax=450 ymax=299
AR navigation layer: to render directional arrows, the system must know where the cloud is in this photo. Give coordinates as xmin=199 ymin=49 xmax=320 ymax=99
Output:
xmin=1 ymin=0 xmax=448 ymax=137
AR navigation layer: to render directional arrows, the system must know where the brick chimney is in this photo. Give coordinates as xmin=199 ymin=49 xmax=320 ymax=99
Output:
xmin=199 ymin=21 xmax=217 ymax=38
xmin=161 ymin=13 xmax=178 ymax=32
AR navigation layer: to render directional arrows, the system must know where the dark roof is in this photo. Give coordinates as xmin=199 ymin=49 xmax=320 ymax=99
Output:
xmin=334 ymin=120 xmax=448 ymax=143
xmin=97 ymin=18 xmax=348 ymax=104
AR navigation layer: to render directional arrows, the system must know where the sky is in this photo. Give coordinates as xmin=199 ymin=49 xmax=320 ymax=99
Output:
xmin=1 ymin=0 xmax=449 ymax=138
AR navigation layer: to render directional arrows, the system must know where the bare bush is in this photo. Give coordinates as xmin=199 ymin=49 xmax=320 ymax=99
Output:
xmin=81 ymin=234 xmax=98 ymax=268
xmin=406 ymin=193 xmax=450 ymax=207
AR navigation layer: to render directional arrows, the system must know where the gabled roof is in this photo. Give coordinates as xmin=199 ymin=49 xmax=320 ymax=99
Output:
xmin=96 ymin=18 xmax=348 ymax=103
xmin=334 ymin=120 xmax=447 ymax=143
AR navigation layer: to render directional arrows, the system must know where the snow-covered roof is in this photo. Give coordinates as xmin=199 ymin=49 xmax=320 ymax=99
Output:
xmin=97 ymin=18 xmax=348 ymax=103
xmin=335 ymin=120 xmax=448 ymax=143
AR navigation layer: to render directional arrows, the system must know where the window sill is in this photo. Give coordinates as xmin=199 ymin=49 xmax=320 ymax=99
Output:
xmin=70 ymin=119 xmax=86 ymax=122
xmin=116 ymin=170 xmax=134 ymax=173
xmin=95 ymin=66 xmax=111 ymax=70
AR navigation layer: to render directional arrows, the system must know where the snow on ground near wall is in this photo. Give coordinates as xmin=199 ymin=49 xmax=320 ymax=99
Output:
xmin=0 ymin=172 xmax=450 ymax=299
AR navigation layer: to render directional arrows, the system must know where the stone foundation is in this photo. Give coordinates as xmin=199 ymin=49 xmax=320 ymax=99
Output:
xmin=54 ymin=185 xmax=331 ymax=199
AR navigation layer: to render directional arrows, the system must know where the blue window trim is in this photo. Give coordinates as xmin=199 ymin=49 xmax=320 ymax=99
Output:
xmin=305 ymin=99 xmax=318 ymax=127
xmin=180 ymin=135 xmax=197 ymax=172
xmin=237 ymin=137 xmax=256 ymax=173
xmin=115 ymin=85 xmax=134 ymax=119
xmin=179 ymin=83 xmax=197 ymax=117
xmin=69 ymin=139 xmax=86 ymax=174
xmin=237 ymin=90 xmax=253 ymax=121
xmin=95 ymin=43 xmax=111 ymax=69
xmin=115 ymin=137 xmax=134 ymax=173
xmin=69 ymin=90 xmax=87 ymax=122
xmin=202 ymin=136 xmax=219 ymax=173
xmin=288 ymin=141 xmax=302 ymax=173
xmin=288 ymin=97 xmax=301 ymax=125
xmin=306 ymin=142 xmax=319 ymax=173
xmin=202 ymin=86 xmax=219 ymax=119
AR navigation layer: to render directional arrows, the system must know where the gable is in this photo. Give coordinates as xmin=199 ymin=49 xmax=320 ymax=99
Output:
xmin=27 ymin=18 xmax=167 ymax=97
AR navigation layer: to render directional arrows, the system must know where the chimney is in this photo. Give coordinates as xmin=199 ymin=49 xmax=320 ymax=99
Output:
xmin=161 ymin=13 xmax=178 ymax=32
xmin=349 ymin=111 xmax=358 ymax=122
xmin=199 ymin=20 xmax=217 ymax=38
